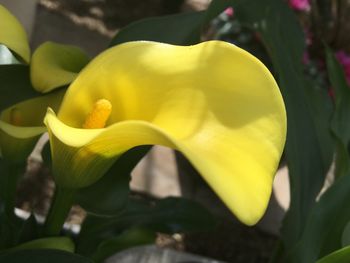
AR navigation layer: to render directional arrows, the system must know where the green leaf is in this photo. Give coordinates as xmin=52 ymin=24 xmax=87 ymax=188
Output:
xmin=41 ymin=142 xmax=52 ymax=167
xmin=6 ymin=237 xmax=75 ymax=253
xmin=81 ymin=197 xmax=217 ymax=237
xmin=202 ymin=0 xmax=231 ymax=22
xmin=92 ymin=227 xmax=156 ymax=262
xmin=16 ymin=214 xmax=39 ymax=244
xmin=110 ymin=12 xmax=203 ymax=46
xmin=0 ymin=64 xmax=40 ymax=112
xmin=0 ymin=249 xmax=93 ymax=263
xmin=77 ymin=197 xmax=216 ymax=256
xmin=76 ymin=146 xmax=150 ymax=216
xmin=317 ymin=246 xmax=350 ymax=263
xmin=110 ymin=0 xmax=229 ymax=46
xmin=286 ymin=172 xmax=350 ymax=262
xmin=0 ymin=43 xmax=40 ymax=112
xmin=0 ymin=158 xmax=7 ymax=201
xmin=0 ymin=161 xmax=26 ymax=224
xmin=232 ymin=0 xmax=334 ymax=252
xmin=325 ymin=47 xmax=350 ymax=177
xmin=342 ymin=221 xmax=350 ymax=247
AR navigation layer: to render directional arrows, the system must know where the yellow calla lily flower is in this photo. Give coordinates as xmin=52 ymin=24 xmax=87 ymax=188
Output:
xmin=0 ymin=42 xmax=87 ymax=155
xmin=30 ymin=42 xmax=90 ymax=93
xmin=0 ymin=5 xmax=30 ymax=63
xmin=44 ymin=41 xmax=286 ymax=225
xmin=0 ymin=90 xmax=64 ymax=163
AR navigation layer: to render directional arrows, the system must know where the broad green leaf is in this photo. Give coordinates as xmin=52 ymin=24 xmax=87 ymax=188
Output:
xmin=41 ymin=141 xmax=51 ymax=166
xmin=110 ymin=0 xmax=229 ymax=46
xmin=110 ymin=12 xmax=203 ymax=46
xmin=201 ymin=0 xmax=231 ymax=22
xmin=0 ymin=198 xmax=15 ymax=249
xmin=80 ymin=197 xmax=217 ymax=238
xmin=6 ymin=237 xmax=74 ymax=253
xmin=317 ymin=246 xmax=350 ymax=263
xmin=342 ymin=221 xmax=350 ymax=247
xmin=76 ymin=146 xmax=150 ymax=216
xmin=92 ymin=227 xmax=156 ymax=262
xmin=232 ymin=0 xmax=334 ymax=251
xmin=0 ymin=249 xmax=93 ymax=263
xmin=0 ymin=5 xmax=30 ymax=63
xmin=0 ymin=162 xmax=25 ymax=219
xmin=0 ymin=64 xmax=40 ymax=112
xmin=17 ymin=214 xmax=39 ymax=244
xmin=0 ymin=43 xmax=39 ymax=112
xmin=325 ymin=47 xmax=350 ymax=177
xmin=286 ymin=172 xmax=350 ymax=262
xmin=77 ymin=197 xmax=216 ymax=256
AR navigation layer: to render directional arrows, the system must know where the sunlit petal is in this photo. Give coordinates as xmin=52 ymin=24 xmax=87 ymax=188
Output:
xmin=0 ymin=5 xmax=30 ymax=63
xmin=31 ymin=42 xmax=89 ymax=93
xmin=0 ymin=90 xmax=64 ymax=162
xmin=46 ymin=41 xmax=286 ymax=225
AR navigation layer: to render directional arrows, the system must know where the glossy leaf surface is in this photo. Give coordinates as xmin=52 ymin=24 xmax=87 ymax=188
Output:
xmin=110 ymin=0 xmax=230 ymax=46
xmin=232 ymin=0 xmax=334 ymax=251
xmin=76 ymin=146 xmax=150 ymax=216
xmin=77 ymin=197 xmax=216 ymax=256
xmin=326 ymin=47 xmax=350 ymax=177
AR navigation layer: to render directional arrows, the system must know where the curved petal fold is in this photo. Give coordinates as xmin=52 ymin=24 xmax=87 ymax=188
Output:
xmin=0 ymin=5 xmax=30 ymax=63
xmin=30 ymin=42 xmax=90 ymax=93
xmin=0 ymin=90 xmax=65 ymax=162
xmin=45 ymin=41 xmax=286 ymax=225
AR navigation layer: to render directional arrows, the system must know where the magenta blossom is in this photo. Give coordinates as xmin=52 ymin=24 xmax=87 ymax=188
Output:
xmin=224 ymin=7 xmax=234 ymax=17
xmin=289 ymin=0 xmax=310 ymax=11
xmin=336 ymin=50 xmax=350 ymax=85
xmin=302 ymin=51 xmax=310 ymax=65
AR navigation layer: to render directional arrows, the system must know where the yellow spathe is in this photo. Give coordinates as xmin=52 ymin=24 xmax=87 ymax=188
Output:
xmin=0 ymin=90 xmax=64 ymax=162
xmin=45 ymin=41 xmax=287 ymax=225
xmin=0 ymin=5 xmax=30 ymax=63
xmin=30 ymin=42 xmax=90 ymax=93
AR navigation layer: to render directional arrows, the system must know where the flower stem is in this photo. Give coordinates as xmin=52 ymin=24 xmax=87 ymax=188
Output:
xmin=43 ymin=186 xmax=75 ymax=237
xmin=0 ymin=162 xmax=22 ymax=247
xmin=2 ymin=163 xmax=22 ymax=219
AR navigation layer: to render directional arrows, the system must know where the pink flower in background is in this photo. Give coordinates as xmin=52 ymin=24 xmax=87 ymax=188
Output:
xmin=336 ymin=50 xmax=350 ymax=85
xmin=289 ymin=0 xmax=311 ymax=11
xmin=224 ymin=7 xmax=234 ymax=17
xmin=304 ymin=28 xmax=313 ymax=46
xmin=336 ymin=51 xmax=350 ymax=66
xmin=302 ymin=51 xmax=310 ymax=64
xmin=302 ymin=29 xmax=312 ymax=64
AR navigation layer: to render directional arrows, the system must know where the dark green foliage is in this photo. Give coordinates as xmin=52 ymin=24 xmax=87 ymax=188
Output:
xmin=0 ymin=45 xmax=40 ymax=112
xmin=232 ymin=0 xmax=334 ymax=257
xmin=77 ymin=196 xmax=217 ymax=259
xmin=76 ymin=146 xmax=151 ymax=216
xmin=0 ymin=249 xmax=93 ymax=263
xmin=110 ymin=0 xmax=230 ymax=46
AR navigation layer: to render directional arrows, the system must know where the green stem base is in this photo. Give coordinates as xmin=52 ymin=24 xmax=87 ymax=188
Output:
xmin=43 ymin=187 xmax=75 ymax=237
